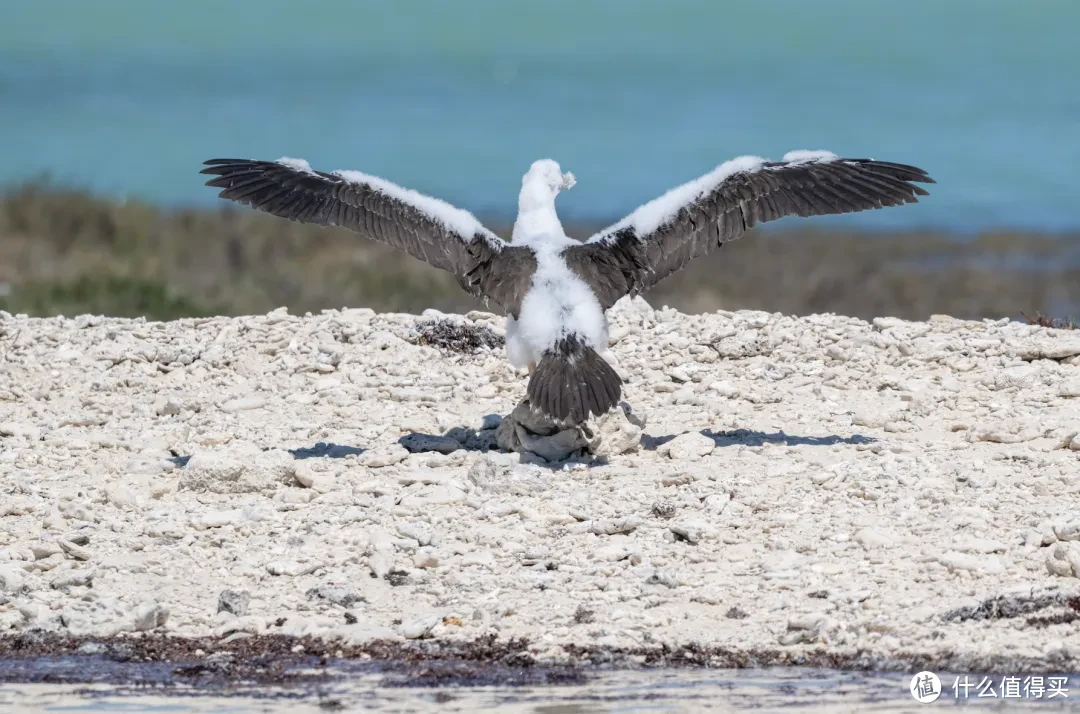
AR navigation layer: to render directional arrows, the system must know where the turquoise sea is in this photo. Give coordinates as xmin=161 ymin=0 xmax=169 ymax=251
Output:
xmin=2 ymin=0 xmax=1078 ymax=231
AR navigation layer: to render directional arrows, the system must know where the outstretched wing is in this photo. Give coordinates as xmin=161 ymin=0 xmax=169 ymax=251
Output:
xmin=200 ymin=157 xmax=536 ymax=315
xmin=563 ymin=151 xmax=935 ymax=309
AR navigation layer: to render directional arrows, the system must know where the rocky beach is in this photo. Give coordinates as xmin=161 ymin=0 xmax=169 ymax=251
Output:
xmin=1 ymin=298 xmax=1079 ymax=675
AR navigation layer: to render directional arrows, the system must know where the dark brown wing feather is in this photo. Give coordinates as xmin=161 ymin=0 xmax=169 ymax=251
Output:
xmin=200 ymin=158 xmax=536 ymax=316
xmin=563 ymin=156 xmax=935 ymax=310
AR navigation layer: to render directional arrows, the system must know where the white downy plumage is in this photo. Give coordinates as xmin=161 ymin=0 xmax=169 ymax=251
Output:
xmin=589 ymin=155 xmax=767 ymax=243
xmin=276 ymin=157 xmax=497 ymax=244
xmin=506 ymin=160 xmax=608 ymax=370
xmin=276 ymin=156 xmax=316 ymax=174
xmin=587 ymin=150 xmax=841 ymax=244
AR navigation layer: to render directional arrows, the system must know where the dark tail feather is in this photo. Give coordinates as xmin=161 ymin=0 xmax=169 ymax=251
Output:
xmin=526 ymin=335 xmax=622 ymax=425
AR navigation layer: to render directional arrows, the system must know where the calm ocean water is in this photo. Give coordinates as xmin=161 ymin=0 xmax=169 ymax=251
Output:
xmin=2 ymin=0 xmax=1078 ymax=231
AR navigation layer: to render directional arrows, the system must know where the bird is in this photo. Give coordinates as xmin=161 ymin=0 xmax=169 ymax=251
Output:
xmin=201 ymin=150 xmax=934 ymax=426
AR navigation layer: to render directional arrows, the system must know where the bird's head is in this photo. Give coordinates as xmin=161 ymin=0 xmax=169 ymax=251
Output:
xmin=521 ymin=159 xmax=576 ymax=203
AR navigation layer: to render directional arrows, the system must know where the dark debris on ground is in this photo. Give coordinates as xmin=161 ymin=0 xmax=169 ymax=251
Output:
xmin=411 ymin=319 xmax=505 ymax=353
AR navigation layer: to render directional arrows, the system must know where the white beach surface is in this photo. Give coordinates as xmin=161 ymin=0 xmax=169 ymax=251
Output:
xmin=1 ymin=298 xmax=1078 ymax=673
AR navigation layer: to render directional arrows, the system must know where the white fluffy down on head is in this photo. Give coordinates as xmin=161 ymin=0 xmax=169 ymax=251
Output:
xmin=273 ymin=157 xmax=490 ymax=243
xmin=589 ymin=149 xmax=840 ymax=242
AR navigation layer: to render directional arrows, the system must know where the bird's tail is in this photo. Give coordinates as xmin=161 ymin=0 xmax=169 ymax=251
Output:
xmin=526 ymin=334 xmax=622 ymax=425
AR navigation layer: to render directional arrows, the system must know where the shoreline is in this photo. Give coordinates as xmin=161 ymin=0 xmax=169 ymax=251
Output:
xmin=2 ymin=632 xmax=1079 ymax=684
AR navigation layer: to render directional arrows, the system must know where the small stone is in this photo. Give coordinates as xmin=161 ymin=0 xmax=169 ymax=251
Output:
xmin=218 ymin=589 xmax=251 ymax=616
xmin=994 ymin=365 xmax=1038 ymax=391
xmin=643 ymin=568 xmax=677 ymax=588
xmin=938 ymin=551 xmax=1004 ymax=574
xmin=401 ymin=614 xmax=441 ymax=639
xmin=191 ymin=508 xmax=244 ymax=530
xmin=588 ymin=517 xmax=641 ymax=535
xmin=306 ymin=584 xmax=365 ymax=608
xmin=30 ymin=542 xmax=64 ymax=560
xmin=0 ymin=564 xmax=26 ymax=592
xmin=702 ymin=493 xmax=731 ymax=516
xmin=1046 ymin=543 xmax=1080 ymax=578
xmin=398 ymin=486 xmax=467 ymax=508
xmin=398 ymin=433 xmax=461 ymax=454
xmin=293 ymin=463 xmax=317 ymax=488
xmin=397 ymin=522 xmax=434 ymax=546
xmin=854 ymin=527 xmax=897 ymax=549
xmin=852 ymin=409 xmax=894 ymax=428
xmin=266 ymin=560 xmax=308 ymax=577
xmin=279 ymin=488 xmax=314 ymax=504
xmin=76 ymin=642 xmax=108 ymax=656
xmin=293 ymin=463 xmax=335 ymax=493
xmin=59 ymin=540 xmax=93 ymax=561
xmin=670 ymin=520 xmax=713 ymax=544
xmin=180 ymin=447 xmax=296 ymax=494
xmin=413 ymin=549 xmax=440 ymax=568
xmin=473 ymin=385 xmax=498 ymax=399
xmin=130 ymin=601 xmax=170 ymax=631
xmin=651 ymin=500 xmax=677 ymax=519
xmin=588 ymin=403 xmax=646 ymax=456
xmin=336 ymin=620 xmax=399 ymax=645
xmin=660 ymin=473 xmax=696 ymax=487
xmin=660 ymin=432 xmax=715 ymax=461
xmin=593 ymin=540 xmax=638 ymax=562
xmin=0 ymin=422 xmax=41 ymax=440
xmin=221 ymin=395 xmax=267 ymax=413
xmin=356 ymin=445 xmax=409 ymax=468
xmin=1052 ymin=518 xmax=1080 ymax=542
xmin=106 ymin=485 xmax=140 ymax=510
xmin=953 ymin=537 xmax=1009 ymax=554
xmin=50 ymin=569 xmax=95 ymax=590
xmin=41 ymin=510 xmax=67 ymax=532
xmin=779 ymin=615 xmax=827 ymax=645
xmin=154 ymin=397 xmax=184 ymax=416
xmin=368 ymin=551 xmax=394 ymax=580
xmin=461 ymin=549 xmax=494 ymax=567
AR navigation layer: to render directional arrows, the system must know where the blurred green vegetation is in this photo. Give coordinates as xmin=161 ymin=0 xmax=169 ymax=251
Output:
xmin=4 ymin=275 xmax=222 ymax=321
xmin=2 ymin=179 xmax=1078 ymax=323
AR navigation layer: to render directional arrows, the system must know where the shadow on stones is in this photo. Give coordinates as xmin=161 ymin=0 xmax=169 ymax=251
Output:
xmin=397 ymin=415 xmax=504 ymax=455
xmin=166 ymin=443 xmax=367 ymax=466
xmin=639 ymin=434 xmax=678 ymax=451
xmin=167 ymin=427 xmax=869 ymax=470
xmin=397 ymin=429 xmax=497 ymax=455
xmin=641 ymin=428 xmax=875 ymax=451
xmin=288 ymin=442 xmax=367 ymax=460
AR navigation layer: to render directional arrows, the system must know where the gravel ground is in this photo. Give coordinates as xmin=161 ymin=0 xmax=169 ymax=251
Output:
xmin=1 ymin=298 xmax=1079 ymax=672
